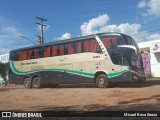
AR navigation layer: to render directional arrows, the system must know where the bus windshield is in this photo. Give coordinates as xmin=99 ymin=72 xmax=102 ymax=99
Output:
xmin=130 ymin=50 xmax=141 ymax=68
xmin=108 ymin=47 xmax=142 ymax=69
xmin=108 ymin=48 xmax=129 ymax=66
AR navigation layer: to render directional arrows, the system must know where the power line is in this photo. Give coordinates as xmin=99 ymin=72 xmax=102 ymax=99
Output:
xmin=19 ymin=36 xmax=37 ymax=45
xmin=35 ymin=16 xmax=47 ymax=44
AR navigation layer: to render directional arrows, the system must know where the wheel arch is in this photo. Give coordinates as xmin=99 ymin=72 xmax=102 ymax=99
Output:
xmin=94 ymin=71 xmax=108 ymax=82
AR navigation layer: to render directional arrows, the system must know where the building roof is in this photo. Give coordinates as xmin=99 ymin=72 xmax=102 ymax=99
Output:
xmin=138 ymin=40 xmax=160 ymax=48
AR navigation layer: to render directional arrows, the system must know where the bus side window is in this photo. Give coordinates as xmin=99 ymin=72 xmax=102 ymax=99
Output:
xmin=59 ymin=45 xmax=64 ymax=56
xmin=51 ymin=46 xmax=58 ymax=56
xmin=39 ymin=48 xmax=44 ymax=58
xmin=83 ymin=38 xmax=100 ymax=52
xmin=90 ymin=39 xmax=101 ymax=52
xmin=67 ymin=43 xmax=74 ymax=54
xmin=34 ymin=49 xmax=39 ymax=59
xmin=44 ymin=46 xmax=50 ymax=57
xmin=101 ymin=36 xmax=111 ymax=49
xmin=110 ymin=37 xmax=118 ymax=49
xmin=18 ymin=50 xmax=27 ymax=60
xmin=84 ymin=40 xmax=90 ymax=52
xmin=10 ymin=50 xmax=19 ymax=61
xmin=75 ymin=41 xmax=82 ymax=53
xmin=28 ymin=49 xmax=33 ymax=59
xmin=29 ymin=49 xmax=39 ymax=59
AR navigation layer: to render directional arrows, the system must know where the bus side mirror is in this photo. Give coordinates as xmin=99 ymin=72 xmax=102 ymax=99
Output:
xmin=117 ymin=45 xmax=138 ymax=55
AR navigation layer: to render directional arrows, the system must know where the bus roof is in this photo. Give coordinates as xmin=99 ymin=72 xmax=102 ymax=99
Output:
xmin=10 ymin=32 xmax=127 ymax=51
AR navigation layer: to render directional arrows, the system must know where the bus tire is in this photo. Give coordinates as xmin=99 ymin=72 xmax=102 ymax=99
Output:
xmin=96 ymin=74 xmax=109 ymax=88
xmin=24 ymin=77 xmax=32 ymax=89
xmin=32 ymin=77 xmax=41 ymax=89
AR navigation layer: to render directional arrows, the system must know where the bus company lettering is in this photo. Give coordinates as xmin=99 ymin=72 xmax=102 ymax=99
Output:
xmin=21 ymin=62 xmax=38 ymax=65
xmin=93 ymin=56 xmax=100 ymax=59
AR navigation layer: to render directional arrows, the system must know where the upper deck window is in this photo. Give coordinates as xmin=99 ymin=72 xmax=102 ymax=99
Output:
xmin=100 ymin=35 xmax=124 ymax=49
xmin=122 ymin=35 xmax=139 ymax=51
xmin=83 ymin=38 xmax=100 ymax=52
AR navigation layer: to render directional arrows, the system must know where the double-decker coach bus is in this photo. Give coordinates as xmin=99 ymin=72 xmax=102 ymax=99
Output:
xmin=9 ymin=32 xmax=145 ymax=88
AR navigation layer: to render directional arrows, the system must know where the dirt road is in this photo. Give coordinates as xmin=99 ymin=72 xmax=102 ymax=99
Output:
xmin=0 ymin=79 xmax=160 ymax=112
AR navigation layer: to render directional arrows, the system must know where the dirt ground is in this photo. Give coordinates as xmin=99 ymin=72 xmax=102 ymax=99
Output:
xmin=0 ymin=79 xmax=160 ymax=112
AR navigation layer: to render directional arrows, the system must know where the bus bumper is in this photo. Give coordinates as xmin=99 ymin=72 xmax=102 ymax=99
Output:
xmin=108 ymin=70 xmax=145 ymax=83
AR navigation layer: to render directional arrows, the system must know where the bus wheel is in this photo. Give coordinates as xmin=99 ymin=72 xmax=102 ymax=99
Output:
xmin=32 ymin=77 xmax=41 ymax=89
xmin=24 ymin=78 xmax=32 ymax=89
xmin=96 ymin=74 xmax=108 ymax=88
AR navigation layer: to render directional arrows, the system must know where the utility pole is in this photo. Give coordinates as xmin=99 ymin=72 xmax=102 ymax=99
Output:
xmin=35 ymin=16 xmax=47 ymax=44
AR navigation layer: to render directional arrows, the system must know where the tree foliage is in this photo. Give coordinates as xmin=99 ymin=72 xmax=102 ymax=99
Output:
xmin=0 ymin=63 xmax=8 ymax=77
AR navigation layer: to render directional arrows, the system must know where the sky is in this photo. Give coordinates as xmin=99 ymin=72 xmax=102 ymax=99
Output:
xmin=0 ymin=0 xmax=160 ymax=53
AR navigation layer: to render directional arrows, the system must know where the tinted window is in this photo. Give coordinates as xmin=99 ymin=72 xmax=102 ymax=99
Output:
xmin=75 ymin=41 xmax=82 ymax=53
xmin=108 ymin=48 xmax=129 ymax=66
xmin=39 ymin=47 xmax=44 ymax=58
xmin=10 ymin=50 xmax=19 ymax=61
xmin=66 ymin=43 xmax=75 ymax=54
xmin=83 ymin=38 xmax=100 ymax=52
xmin=51 ymin=44 xmax=65 ymax=56
xmin=51 ymin=46 xmax=58 ymax=56
xmin=123 ymin=35 xmax=139 ymax=52
xmin=18 ymin=50 xmax=27 ymax=60
xmin=100 ymin=36 xmax=124 ymax=49
xmin=28 ymin=49 xmax=33 ymax=59
xmin=44 ymin=46 xmax=51 ymax=57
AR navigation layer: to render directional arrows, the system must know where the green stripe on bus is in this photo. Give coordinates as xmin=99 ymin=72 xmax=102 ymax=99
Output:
xmin=108 ymin=71 xmax=125 ymax=78
xmin=10 ymin=61 xmax=125 ymax=78
xmin=10 ymin=61 xmax=94 ymax=78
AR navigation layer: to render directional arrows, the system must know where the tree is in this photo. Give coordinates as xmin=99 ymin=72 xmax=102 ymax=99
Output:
xmin=0 ymin=63 xmax=8 ymax=77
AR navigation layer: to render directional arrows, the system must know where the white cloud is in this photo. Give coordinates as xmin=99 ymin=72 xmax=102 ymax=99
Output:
xmin=138 ymin=0 xmax=147 ymax=8
xmin=138 ymin=0 xmax=160 ymax=17
xmin=80 ymin=14 xmax=142 ymax=37
xmin=80 ymin=14 xmax=160 ymax=43
xmin=147 ymin=0 xmax=160 ymax=16
xmin=0 ymin=26 xmax=32 ymax=53
xmin=99 ymin=23 xmax=142 ymax=36
xmin=2 ymin=26 xmax=22 ymax=38
xmin=147 ymin=33 xmax=160 ymax=40
xmin=3 ymin=27 xmax=17 ymax=33
xmin=80 ymin=14 xmax=110 ymax=36
xmin=57 ymin=32 xmax=71 ymax=40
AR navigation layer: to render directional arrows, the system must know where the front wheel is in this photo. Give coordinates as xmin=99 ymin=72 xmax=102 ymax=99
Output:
xmin=96 ymin=74 xmax=109 ymax=88
xmin=32 ymin=77 xmax=41 ymax=89
xmin=24 ymin=77 xmax=32 ymax=89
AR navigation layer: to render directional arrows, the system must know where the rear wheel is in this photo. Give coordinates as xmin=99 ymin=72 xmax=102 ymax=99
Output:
xmin=32 ymin=77 xmax=41 ymax=88
xmin=24 ymin=77 xmax=32 ymax=89
xmin=96 ymin=74 xmax=109 ymax=88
